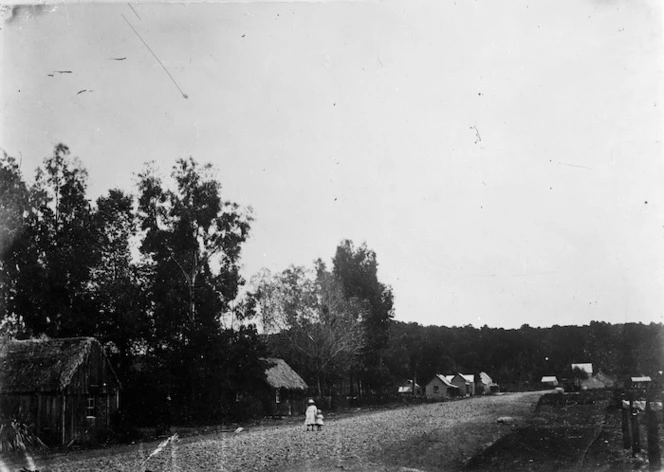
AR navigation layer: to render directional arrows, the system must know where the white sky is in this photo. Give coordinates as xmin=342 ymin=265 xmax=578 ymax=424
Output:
xmin=1 ymin=0 xmax=663 ymax=329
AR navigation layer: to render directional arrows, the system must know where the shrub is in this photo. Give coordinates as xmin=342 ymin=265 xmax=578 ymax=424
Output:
xmin=0 ymin=418 xmax=47 ymax=453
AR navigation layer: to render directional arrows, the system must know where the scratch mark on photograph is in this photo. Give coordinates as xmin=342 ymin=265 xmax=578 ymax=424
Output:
xmin=122 ymin=14 xmax=188 ymax=99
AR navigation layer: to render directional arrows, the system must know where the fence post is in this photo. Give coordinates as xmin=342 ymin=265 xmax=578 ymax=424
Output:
xmin=631 ymin=394 xmax=641 ymax=457
xmin=622 ymin=394 xmax=631 ymax=449
xmin=646 ymin=401 xmax=661 ymax=470
xmin=646 ymin=378 xmax=661 ymax=470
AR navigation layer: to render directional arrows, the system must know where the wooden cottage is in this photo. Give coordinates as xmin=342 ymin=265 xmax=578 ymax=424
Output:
xmin=0 ymin=337 xmax=121 ymax=446
xmin=571 ymin=363 xmax=593 ymax=376
xmin=261 ymin=358 xmax=308 ymax=416
xmin=449 ymin=373 xmax=474 ymax=396
xmin=630 ymin=376 xmax=651 ymax=394
xmin=541 ymin=375 xmax=559 ymax=388
xmin=460 ymin=374 xmax=475 ymax=396
xmin=425 ymin=374 xmax=459 ymax=399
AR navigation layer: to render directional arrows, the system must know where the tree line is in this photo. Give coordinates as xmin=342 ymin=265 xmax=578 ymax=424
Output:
xmin=0 ymin=145 xmax=393 ymax=425
xmin=1 ymin=145 xmax=662 ymax=428
xmin=382 ymin=320 xmax=663 ymax=393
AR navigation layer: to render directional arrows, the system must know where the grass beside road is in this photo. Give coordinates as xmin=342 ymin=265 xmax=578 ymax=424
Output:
xmin=466 ymin=390 xmax=664 ymax=472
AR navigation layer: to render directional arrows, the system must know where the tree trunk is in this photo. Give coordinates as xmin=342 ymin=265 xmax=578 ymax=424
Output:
xmin=189 ymin=271 xmax=196 ymax=322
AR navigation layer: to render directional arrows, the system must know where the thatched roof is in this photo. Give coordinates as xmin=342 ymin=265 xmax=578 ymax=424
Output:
xmin=261 ymin=358 xmax=308 ymax=390
xmin=0 ymin=337 xmax=98 ymax=393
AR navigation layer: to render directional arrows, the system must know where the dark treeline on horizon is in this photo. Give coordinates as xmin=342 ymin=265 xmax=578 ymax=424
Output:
xmin=381 ymin=320 xmax=663 ymax=393
xmin=0 ymin=144 xmax=662 ymax=430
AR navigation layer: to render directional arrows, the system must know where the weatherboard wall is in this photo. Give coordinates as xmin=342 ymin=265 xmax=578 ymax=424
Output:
xmin=0 ymin=338 xmax=121 ymax=446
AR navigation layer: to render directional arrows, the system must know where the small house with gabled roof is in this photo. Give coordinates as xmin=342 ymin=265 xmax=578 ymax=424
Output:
xmin=571 ymin=363 xmax=593 ymax=376
xmin=541 ymin=376 xmax=559 ymax=387
xmin=449 ymin=373 xmax=475 ymax=396
xmin=260 ymin=358 xmax=308 ymax=416
xmin=0 ymin=337 xmax=121 ymax=446
xmin=425 ymin=374 xmax=459 ymax=399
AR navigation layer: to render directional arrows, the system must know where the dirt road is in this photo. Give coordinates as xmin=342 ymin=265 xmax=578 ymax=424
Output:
xmin=12 ymin=391 xmax=543 ymax=472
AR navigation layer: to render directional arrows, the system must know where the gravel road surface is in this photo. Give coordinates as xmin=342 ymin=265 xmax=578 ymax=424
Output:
xmin=9 ymin=391 xmax=542 ymax=472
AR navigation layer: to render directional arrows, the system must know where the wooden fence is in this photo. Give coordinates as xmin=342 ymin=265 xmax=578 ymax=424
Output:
xmin=620 ymin=383 xmax=662 ymax=470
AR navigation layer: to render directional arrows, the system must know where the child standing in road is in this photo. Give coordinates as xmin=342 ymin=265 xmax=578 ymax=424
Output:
xmin=305 ymin=399 xmax=317 ymax=431
xmin=316 ymin=409 xmax=324 ymax=431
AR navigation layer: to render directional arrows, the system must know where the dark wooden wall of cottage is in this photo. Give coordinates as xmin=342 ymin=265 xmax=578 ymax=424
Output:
xmin=0 ymin=342 xmax=121 ymax=446
xmin=267 ymin=388 xmax=306 ymax=417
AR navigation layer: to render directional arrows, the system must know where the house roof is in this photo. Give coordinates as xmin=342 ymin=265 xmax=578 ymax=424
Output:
xmin=434 ymin=374 xmax=459 ymax=389
xmin=400 ymin=379 xmax=420 ymax=386
xmin=450 ymin=373 xmax=469 ymax=384
xmin=398 ymin=379 xmax=421 ymax=392
xmin=571 ymin=363 xmax=593 ymax=375
xmin=461 ymin=374 xmax=475 ymax=383
xmin=261 ymin=358 xmax=308 ymax=390
xmin=541 ymin=376 xmax=558 ymax=383
xmin=594 ymin=371 xmax=616 ymax=387
xmin=631 ymin=376 xmax=652 ymax=383
xmin=580 ymin=376 xmax=606 ymax=390
xmin=444 ymin=375 xmax=454 ymax=382
xmin=479 ymin=372 xmax=493 ymax=385
xmin=0 ymin=337 xmax=101 ymax=394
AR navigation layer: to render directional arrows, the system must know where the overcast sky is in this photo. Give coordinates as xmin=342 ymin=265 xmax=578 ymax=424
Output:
xmin=1 ymin=0 xmax=662 ymax=329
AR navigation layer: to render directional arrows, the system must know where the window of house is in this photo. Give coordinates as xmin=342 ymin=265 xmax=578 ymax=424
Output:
xmin=433 ymin=385 xmax=439 ymax=394
xmin=87 ymin=396 xmax=95 ymax=416
xmin=275 ymin=388 xmax=281 ymax=404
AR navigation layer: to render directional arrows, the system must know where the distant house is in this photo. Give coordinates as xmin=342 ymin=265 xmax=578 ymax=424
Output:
xmin=579 ymin=376 xmax=603 ymax=390
xmin=398 ymin=379 xmax=422 ymax=395
xmin=579 ymin=371 xmax=617 ymax=390
xmin=593 ymin=371 xmax=616 ymax=389
xmin=461 ymin=374 xmax=475 ymax=396
xmin=570 ymin=363 xmax=595 ymax=389
xmin=631 ymin=376 xmax=652 ymax=383
xmin=476 ymin=372 xmax=499 ymax=394
xmin=0 ymin=337 xmax=121 ymax=446
xmin=425 ymin=374 xmax=459 ymax=399
xmin=541 ymin=376 xmax=559 ymax=387
xmin=571 ymin=363 xmax=593 ymax=376
xmin=630 ymin=376 xmax=652 ymax=387
xmin=449 ymin=374 xmax=474 ymax=396
xmin=260 ymin=358 xmax=308 ymax=417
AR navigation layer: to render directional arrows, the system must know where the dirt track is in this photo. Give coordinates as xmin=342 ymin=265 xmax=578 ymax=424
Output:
xmin=6 ymin=391 xmax=543 ymax=472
